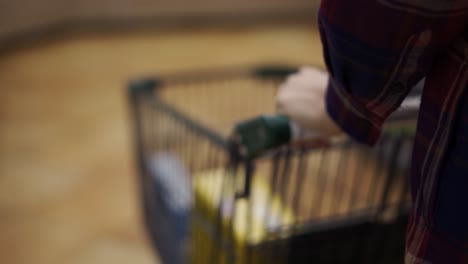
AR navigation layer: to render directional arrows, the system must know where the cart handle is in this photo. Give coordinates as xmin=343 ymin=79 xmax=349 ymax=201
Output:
xmin=231 ymin=115 xmax=326 ymax=160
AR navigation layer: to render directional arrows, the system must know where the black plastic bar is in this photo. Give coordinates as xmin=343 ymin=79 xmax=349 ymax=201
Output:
xmin=151 ymin=64 xmax=295 ymax=87
xmin=253 ymin=65 xmax=298 ymax=79
xmin=236 ymin=160 xmax=254 ymax=199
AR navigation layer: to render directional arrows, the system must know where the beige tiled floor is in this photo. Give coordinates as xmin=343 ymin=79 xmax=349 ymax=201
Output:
xmin=0 ymin=23 xmax=323 ymax=264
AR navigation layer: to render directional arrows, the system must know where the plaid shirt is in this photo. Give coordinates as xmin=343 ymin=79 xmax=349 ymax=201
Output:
xmin=319 ymin=0 xmax=468 ymax=263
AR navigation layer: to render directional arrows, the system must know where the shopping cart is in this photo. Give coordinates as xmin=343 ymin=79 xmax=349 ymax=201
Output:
xmin=128 ymin=65 xmax=420 ymax=264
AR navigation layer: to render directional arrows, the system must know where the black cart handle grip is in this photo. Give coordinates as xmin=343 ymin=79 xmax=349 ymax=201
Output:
xmin=232 ymin=115 xmax=323 ymax=159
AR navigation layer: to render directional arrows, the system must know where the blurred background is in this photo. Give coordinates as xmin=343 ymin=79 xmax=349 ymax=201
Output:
xmin=0 ymin=1 xmax=324 ymax=263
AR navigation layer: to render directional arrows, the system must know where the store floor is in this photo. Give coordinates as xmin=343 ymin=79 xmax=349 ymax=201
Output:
xmin=0 ymin=23 xmax=323 ymax=264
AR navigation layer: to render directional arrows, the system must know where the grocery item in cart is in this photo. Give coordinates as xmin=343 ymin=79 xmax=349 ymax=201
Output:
xmin=145 ymin=153 xmax=192 ymax=264
xmin=192 ymin=167 xmax=294 ymax=264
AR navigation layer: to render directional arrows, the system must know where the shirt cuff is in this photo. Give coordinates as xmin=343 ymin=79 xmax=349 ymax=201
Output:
xmin=325 ymin=80 xmax=383 ymax=145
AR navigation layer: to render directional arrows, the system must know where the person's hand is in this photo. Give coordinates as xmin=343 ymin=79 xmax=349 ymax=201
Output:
xmin=277 ymin=67 xmax=342 ymax=139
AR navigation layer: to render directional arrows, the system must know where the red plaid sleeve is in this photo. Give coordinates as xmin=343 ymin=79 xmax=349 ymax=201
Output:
xmin=319 ymin=0 xmax=467 ymax=145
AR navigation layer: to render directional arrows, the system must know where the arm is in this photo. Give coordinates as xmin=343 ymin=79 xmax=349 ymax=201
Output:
xmin=319 ymin=0 xmax=467 ymax=144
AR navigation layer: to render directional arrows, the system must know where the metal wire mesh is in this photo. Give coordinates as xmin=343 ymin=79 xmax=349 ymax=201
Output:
xmin=129 ymin=66 xmax=416 ymax=264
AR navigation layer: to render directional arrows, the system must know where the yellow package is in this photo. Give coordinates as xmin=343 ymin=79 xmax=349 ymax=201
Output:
xmin=192 ymin=168 xmax=294 ymax=264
